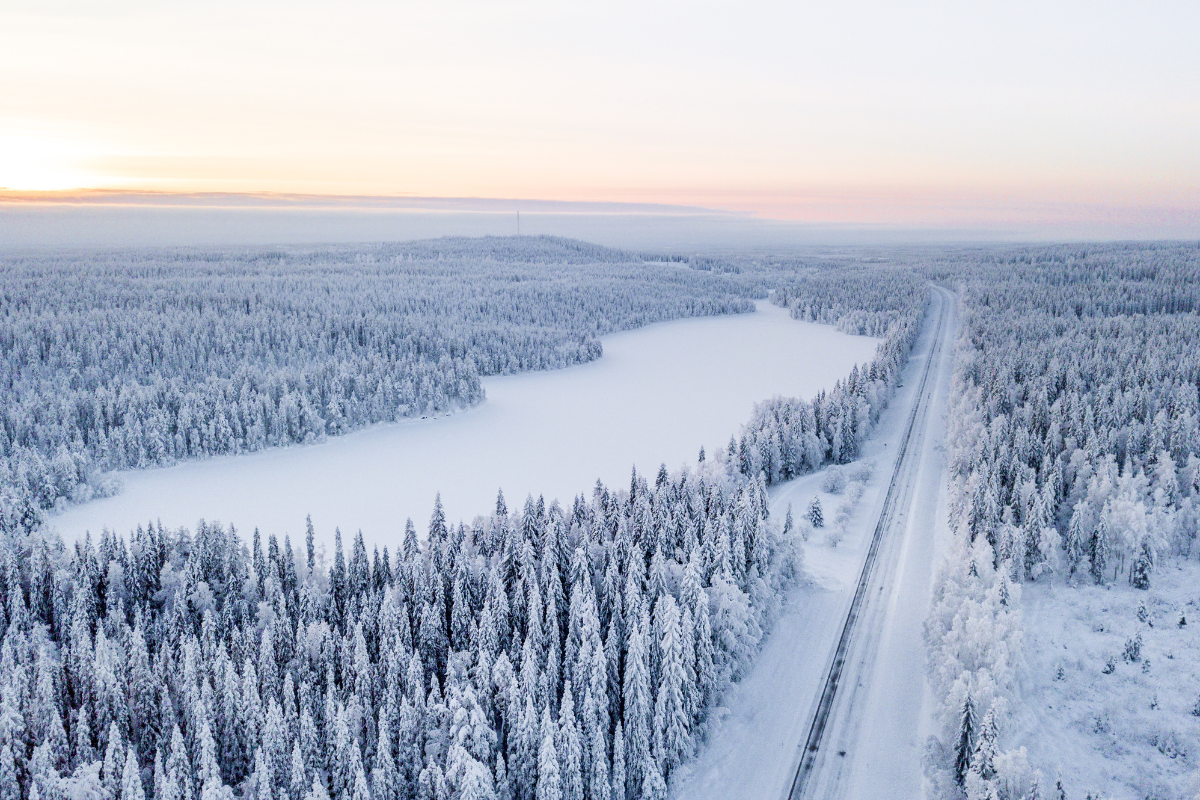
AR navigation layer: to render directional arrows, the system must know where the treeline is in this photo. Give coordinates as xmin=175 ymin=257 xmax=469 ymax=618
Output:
xmin=730 ymin=269 xmax=926 ymax=484
xmin=634 ymin=254 xmax=738 ymax=274
xmin=771 ymin=264 xmax=927 ymax=338
xmin=0 ymin=237 xmax=756 ymax=515
xmin=0 ymin=457 xmax=802 ymax=800
xmin=922 ymin=242 xmax=1200 ymax=799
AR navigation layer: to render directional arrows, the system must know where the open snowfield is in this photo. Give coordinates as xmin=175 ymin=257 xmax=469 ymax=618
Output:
xmin=1010 ymin=563 xmax=1200 ymax=799
xmin=48 ymin=301 xmax=879 ymax=549
xmin=670 ymin=287 xmax=956 ymax=800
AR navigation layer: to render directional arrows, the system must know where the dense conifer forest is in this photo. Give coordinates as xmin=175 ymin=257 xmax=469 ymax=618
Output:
xmin=921 ymin=242 xmax=1200 ymax=798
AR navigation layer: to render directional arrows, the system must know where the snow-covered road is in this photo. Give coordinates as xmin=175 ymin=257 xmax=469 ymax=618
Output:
xmin=792 ymin=285 xmax=956 ymax=799
xmin=670 ymin=285 xmax=956 ymax=800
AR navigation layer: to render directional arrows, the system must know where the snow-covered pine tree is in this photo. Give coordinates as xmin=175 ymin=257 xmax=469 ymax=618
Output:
xmin=537 ymin=707 xmax=562 ymax=800
xmin=556 ymin=683 xmax=583 ymax=800
xmin=652 ymin=596 xmax=689 ymax=777
xmin=1065 ymin=503 xmax=1087 ymax=577
xmin=622 ymin=612 xmax=651 ymax=799
xmin=304 ymin=774 xmax=331 ymax=800
xmin=1090 ymin=512 xmax=1110 ymax=585
xmin=103 ymin=722 xmax=125 ymax=799
xmin=0 ymin=743 xmax=15 ymax=800
xmin=954 ymin=693 xmax=976 ymax=787
xmin=971 ymin=705 xmax=998 ymax=781
xmin=610 ymin=722 xmax=625 ymax=800
xmin=253 ymin=747 xmax=274 ymax=800
xmin=352 ymin=762 xmax=371 ymax=800
xmin=808 ymin=496 xmax=824 ymax=529
xmin=1130 ymin=535 xmax=1154 ymax=589
xmin=640 ymin=755 xmax=666 ymax=800
xmin=290 ymin=742 xmax=308 ymax=800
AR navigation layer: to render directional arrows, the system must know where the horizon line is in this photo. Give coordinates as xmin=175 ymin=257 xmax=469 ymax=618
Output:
xmin=0 ymin=189 xmax=737 ymax=217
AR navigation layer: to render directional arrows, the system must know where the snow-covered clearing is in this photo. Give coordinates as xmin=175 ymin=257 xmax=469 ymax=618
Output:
xmin=1010 ymin=563 xmax=1200 ymax=799
xmin=670 ymin=287 xmax=955 ymax=800
xmin=48 ymin=302 xmax=879 ymax=550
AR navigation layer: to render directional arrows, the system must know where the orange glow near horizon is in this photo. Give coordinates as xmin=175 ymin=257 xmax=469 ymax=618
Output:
xmin=3 ymin=184 xmax=1197 ymax=232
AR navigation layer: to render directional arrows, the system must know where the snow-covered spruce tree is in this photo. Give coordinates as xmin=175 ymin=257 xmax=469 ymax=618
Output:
xmin=953 ymin=693 xmax=976 ymax=788
xmin=808 ymin=497 xmax=824 ymax=529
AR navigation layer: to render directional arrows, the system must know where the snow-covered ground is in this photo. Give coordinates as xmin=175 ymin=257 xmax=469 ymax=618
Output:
xmin=670 ymin=287 xmax=956 ymax=800
xmin=48 ymin=302 xmax=879 ymax=550
xmin=1009 ymin=563 xmax=1200 ymax=799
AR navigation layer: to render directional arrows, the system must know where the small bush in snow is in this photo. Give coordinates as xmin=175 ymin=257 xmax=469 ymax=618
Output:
xmin=1152 ymin=730 xmax=1185 ymax=759
xmin=821 ymin=467 xmax=848 ymax=494
xmin=848 ymin=460 xmax=874 ymax=484
xmin=1123 ymin=633 xmax=1142 ymax=663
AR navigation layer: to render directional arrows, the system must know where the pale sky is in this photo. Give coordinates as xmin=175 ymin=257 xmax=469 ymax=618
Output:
xmin=2 ymin=0 xmax=1198 ymax=232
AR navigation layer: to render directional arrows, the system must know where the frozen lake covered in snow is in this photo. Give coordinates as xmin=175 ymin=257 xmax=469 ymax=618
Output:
xmin=50 ymin=302 xmax=879 ymax=549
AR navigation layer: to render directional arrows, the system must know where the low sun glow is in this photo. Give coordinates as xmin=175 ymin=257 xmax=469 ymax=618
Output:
xmin=0 ymin=133 xmax=107 ymax=192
